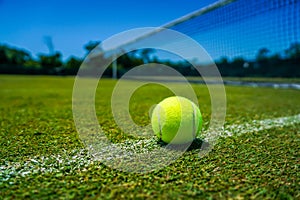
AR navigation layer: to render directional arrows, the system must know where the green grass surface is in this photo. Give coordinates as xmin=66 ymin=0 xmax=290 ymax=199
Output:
xmin=0 ymin=75 xmax=300 ymax=199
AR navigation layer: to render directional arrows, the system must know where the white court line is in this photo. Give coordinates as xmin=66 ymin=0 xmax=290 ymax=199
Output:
xmin=220 ymin=113 xmax=300 ymax=138
xmin=1 ymin=114 xmax=300 ymax=183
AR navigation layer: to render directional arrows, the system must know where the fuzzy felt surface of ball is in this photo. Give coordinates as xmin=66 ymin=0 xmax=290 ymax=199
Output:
xmin=151 ymin=96 xmax=202 ymax=144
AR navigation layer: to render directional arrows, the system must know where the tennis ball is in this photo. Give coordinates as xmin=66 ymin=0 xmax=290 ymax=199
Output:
xmin=151 ymin=96 xmax=202 ymax=144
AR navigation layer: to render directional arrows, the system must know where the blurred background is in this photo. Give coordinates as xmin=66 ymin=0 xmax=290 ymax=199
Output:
xmin=0 ymin=0 xmax=299 ymax=78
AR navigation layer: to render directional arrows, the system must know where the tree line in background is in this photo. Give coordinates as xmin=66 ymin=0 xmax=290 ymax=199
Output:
xmin=0 ymin=41 xmax=97 ymax=75
xmin=0 ymin=41 xmax=299 ymax=77
xmin=216 ymin=43 xmax=300 ymax=77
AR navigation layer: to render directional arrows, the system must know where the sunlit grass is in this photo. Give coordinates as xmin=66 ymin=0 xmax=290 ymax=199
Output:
xmin=0 ymin=75 xmax=299 ymax=199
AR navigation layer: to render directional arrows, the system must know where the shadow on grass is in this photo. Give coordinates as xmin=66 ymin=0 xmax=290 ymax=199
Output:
xmin=157 ymin=138 xmax=210 ymax=151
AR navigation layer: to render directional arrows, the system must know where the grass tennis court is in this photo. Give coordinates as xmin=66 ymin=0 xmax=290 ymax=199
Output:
xmin=1 ymin=75 xmax=299 ymax=199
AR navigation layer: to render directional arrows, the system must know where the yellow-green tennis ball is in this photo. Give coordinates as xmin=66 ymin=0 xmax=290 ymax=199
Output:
xmin=151 ymin=96 xmax=202 ymax=144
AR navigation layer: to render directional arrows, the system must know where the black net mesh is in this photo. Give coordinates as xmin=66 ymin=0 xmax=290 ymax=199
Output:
xmin=92 ymin=0 xmax=300 ymax=77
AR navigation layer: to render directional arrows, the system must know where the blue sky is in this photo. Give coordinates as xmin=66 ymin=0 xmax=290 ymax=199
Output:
xmin=0 ymin=0 xmax=216 ymax=60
